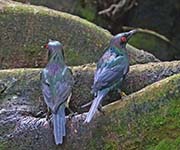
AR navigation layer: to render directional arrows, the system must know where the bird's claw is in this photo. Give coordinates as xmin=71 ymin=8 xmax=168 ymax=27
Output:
xmin=98 ymin=105 xmax=105 ymax=115
xmin=118 ymin=90 xmax=127 ymax=99
xmin=67 ymin=106 xmax=78 ymax=119
xmin=121 ymin=91 xmax=127 ymax=97
xmin=46 ymin=114 xmax=50 ymax=121
xmin=68 ymin=112 xmax=78 ymax=119
xmin=35 ymin=111 xmax=46 ymax=118
xmin=46 ymin=107 xmax=51 ymax=121
xmin=81 ymin=101 xmax=92 ymax=108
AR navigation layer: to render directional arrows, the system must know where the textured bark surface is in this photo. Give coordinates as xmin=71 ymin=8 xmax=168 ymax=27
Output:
xmin=0 ymin=61 xmax=180 ymax=115
xmin=0 ymin=73 xmax=180 ymax=149
xmin=0 ymin=0 xmax=159 ymax=69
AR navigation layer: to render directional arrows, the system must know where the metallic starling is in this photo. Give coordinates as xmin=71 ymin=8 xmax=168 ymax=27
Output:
xmin=84 ymin=30 xmax=137 ymax=123
xmin=41 ymin=40 xmax=74 ymax=144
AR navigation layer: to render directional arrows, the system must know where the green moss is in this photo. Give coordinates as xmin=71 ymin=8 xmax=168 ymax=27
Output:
xmin=0 ymin=1 xmax=158 ymax=69
xmin=0 ymin=67 xmax=93 ymax=114
xmin=1 ymin=71 xmax=180 ymax=149
xmin=104 ymin=141 xmax=118 ymax=150
xmin=148 ymin=138 xmax=180 ymax=150
xmin=0 ymin=142 xmax=8 ymax=150
xmin=0 ymin=69 xmax=42 ymax=113
xmin=15 ymin=0 xmax=98 ymax=22
xmin=0 ymin=2 xmax=111 ymax=68
xmin=87 ymin=74 xmax=180 ymax=149
xmin=77 ymin=5 xmax=96 ymax=22
xmin=129 ymin=33 xmax=177 ymax=61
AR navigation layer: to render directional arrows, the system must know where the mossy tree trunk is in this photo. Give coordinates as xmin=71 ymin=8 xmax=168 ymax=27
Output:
xmin=0 ymin=1 xmax=180 ymax=150
xmin=0 ymin=61 xmax=180 ymax=114
xmin=0 ymin=0 xmax=159 ymax=69
xmin=0 ymin=74 xmax=180 ymax=149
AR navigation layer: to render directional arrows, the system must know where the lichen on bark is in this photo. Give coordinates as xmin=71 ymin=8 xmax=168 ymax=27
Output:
xmin=0 ymin=0 xmax=159 ymax=69
xmin=0 ymin=73 xmax=180 ymax=150
xmin=0 ymin=61 xmax=180 ymax=114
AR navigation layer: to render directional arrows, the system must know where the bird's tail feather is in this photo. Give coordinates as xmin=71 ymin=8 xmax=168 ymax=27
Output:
xmin=84 ymin=90 xmax=108 ymax=123
xmin=53 ymin=105 xmax=66 ymax=145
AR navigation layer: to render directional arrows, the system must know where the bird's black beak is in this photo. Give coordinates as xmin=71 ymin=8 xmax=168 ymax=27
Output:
xmin=126 ymin=30 xmax=137 ymax=41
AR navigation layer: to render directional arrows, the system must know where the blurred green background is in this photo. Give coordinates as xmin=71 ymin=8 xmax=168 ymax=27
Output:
xmin=14 ymin=0 xmax=180 ymax=61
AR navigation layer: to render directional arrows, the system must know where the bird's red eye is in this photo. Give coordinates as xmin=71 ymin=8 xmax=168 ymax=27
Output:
xmin=44 ymin=44 xmax=48 ymax=49
xmin=120 ymin=37 xmax=127 ymax=43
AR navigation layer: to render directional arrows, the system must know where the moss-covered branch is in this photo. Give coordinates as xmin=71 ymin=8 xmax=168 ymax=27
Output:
xmin=0 ymin=61 xmax=180 ymax=115
xmin=0 ymin=0 xmax=159 ymax=69
xmin=1 ymin=73 xmax=180 ymax=149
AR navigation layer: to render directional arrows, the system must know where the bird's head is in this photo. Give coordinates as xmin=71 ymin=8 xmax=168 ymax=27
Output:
xmin=43 ymin=39 xmax=64 ymax=59
xmin=110 ymin=30 xmax=137 ymax=49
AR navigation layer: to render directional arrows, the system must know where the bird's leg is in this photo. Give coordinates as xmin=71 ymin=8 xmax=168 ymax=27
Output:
xmin=118 ymin=89 xmax=127 ymax=99
xmin=81 ymin=92 xmax=98 ymax=108
xmin=67 ymin=107 xmax=77 ymax=119
xmin=81 ymin=101 xmax=93 ymax=108
xmin=98 ymin=104 xmax=105 ymax=115
xmin=31 ymin=97 xmax=47 ymax=118
xmin=67 ymin=107 xmax=77 ymax=118
xmin=66 ymin=93 xmax=77 ymax=118
xmin=35 ymin=111 xmax=45 ymax=118
xmin=121 ymin=91 xmax=127 ymax=97
xmin=46 ymin=107 xmax=51 ymax=121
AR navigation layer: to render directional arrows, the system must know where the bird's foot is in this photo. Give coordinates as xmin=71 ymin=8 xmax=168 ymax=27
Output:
xmin=67 ymin=107 xmax=77 ymax=119
xmin=46 ymin=114 xmax=50 ymax=121
xmin=46 ymin=108 xmax=51 ymax=121
xmin=81 ymin=101 xmax=92 ymax=108
xmin=121 ymin=91 xmax=127 ymax=97
xmin=118 ymin=90 xmax=127 ymax=100
xmin=68 ymin=112 xmax=78 ymax=119
xmin=98 ymin=105 xmax=105 ymax=115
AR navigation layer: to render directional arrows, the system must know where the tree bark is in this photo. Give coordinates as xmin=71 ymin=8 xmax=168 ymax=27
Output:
xmin=0 ymin=61 xmax=180 ymax=115
xmin=0 ymin=73 xmax=180 ymax=149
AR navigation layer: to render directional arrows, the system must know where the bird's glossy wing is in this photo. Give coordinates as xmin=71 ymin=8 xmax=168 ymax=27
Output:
xmin=41 ymin=67 xmax=74 ymax=113
xmin=62 ymin=67 xmax=74 ymax=86
xmin=41 ymin=69 xmax=54 ymax=111
xmin=93 ymin=55 xmax=129 ymax=92
xmin=97 ymin=49 xmax=113 ymax=69
xmin=53 ymin=67 xmax=74 ymax=113
xmin=52 ymin=81 xmax=72 ymax=113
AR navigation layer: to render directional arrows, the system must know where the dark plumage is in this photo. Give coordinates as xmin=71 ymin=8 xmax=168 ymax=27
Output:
xmin=41 ymin=40 xmax=74 ymax=144
xmin=84 ymin=30 xmax=137 ymax=123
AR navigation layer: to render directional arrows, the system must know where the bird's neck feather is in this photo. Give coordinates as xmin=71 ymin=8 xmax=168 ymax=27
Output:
xmin=111 ymin=45 xmax=128 ymax=56
xmin=48 ymin=51 xmax=65 ymax=64
xmin=110 ymin=39 xmax=127 ymax=53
